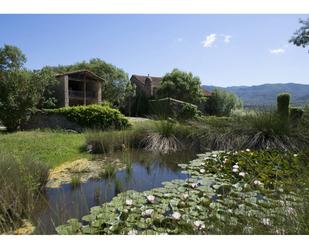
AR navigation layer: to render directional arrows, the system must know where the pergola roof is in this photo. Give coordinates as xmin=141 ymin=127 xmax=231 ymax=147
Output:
xmin=56 ymin=70 xmax=104 ymax=81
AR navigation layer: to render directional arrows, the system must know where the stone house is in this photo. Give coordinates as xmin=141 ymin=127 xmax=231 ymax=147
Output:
xmin=130 ymin=74 xmax=211 ymax=98
xmin=130 ymin=74 xmax=162 ymax=97
xmin=55 ymin=70 xmax=103 ymax=107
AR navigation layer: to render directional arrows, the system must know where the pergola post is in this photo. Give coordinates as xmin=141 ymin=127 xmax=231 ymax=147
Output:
xmin=97 ymin=82 xmax=102 ymax=103
xmin=83 ymin=74 xmax=87 ymax=105
xmin=64 ymin=75 xmax=69 ymax=107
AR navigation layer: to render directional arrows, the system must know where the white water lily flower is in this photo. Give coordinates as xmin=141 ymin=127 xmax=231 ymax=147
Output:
xmin=254 ymin=180 xmax=262 ymax=186
xmin=232 ymin=168 xmax=239 ymax=173
xmin=262 ymin=218 xmax=271 ymax=226
xmin=293 ymin=154 xmax=298 ymax=157
xmin=246 ymin=149 xmax=250 ymax=152
xmin=194 ymin=220 xmax=205 ymax=229
xmin=125 ymin=199 xmax=133 ymax=206
xmin=142 ymin=209 xmax=154 ymax=217
xmin=128 ymin=229 xmax=138 ymax=235
xmin=146 ymin=195 xmax=155 ymax=203
xmin=239 ymin=172 xmax=246 ymax=177
xmin=200 ymin=169 xmax=205 ymax=174
xmin=232 ymin=164 xmax=239 ymax=169
xmin=191 ymin=183 xmax=198 ymax=188
xmin=172 ymin=212 xmax=181 ymax=220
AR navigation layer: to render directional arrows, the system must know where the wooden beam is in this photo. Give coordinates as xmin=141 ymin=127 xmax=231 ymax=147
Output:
xmin=83 ymin=74 xmax=86 ymax=105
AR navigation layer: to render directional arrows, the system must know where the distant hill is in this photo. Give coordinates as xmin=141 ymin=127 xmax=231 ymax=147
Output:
xmin=202 ymin=83 xmax=309 ymax=106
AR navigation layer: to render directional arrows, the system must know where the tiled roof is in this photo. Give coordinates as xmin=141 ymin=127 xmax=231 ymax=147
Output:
xmin=131 ymin=74 xmax=162 ymax=86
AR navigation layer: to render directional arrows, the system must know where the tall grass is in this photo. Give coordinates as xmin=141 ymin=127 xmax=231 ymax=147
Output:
xmin=86 ymin=120 xmax=193 ymax=154
xmin=0 ymin=152 xmax=50 ymax=233
xmin=192 ymin=110 xmax=309 ymax=152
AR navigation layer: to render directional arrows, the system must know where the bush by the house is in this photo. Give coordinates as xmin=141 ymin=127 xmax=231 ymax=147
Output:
xmin=48 ymin=104 xmax=130 ymax=130
xmin=203 ymin=88 xmax=242 ymax=116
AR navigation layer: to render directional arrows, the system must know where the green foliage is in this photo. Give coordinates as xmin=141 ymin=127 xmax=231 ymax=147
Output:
xmin=290 ymin=18 xmax=309 ymax=53
xmin=49 ymin=58 xmax=129 ymax=106
xmin=290 ymin=107 xmax=304 ymax=122
xmin=131 ymin=92 xmax=150 ymax=117
xmin=0 ymin=45 xmax=56 ymax=131
xmin=277 ymin=93 xmax=290 ymax=120
xmin=57 ymin=150 xmax=309 ymax=235
xmin=203 ymin=88 xmax=242 ymax=116
xmin=70 ymin=175 xmax=81 ymax=188
xmin=35 ymin=67 xmax=59 ymax=109
xmin=0 ymin=152 xmax=50 ymax=233
xmin=156 ymin=69 xmax=204 ymax=104
xmin=100 ymin=164 xmax=117 ymax=179
xmin=0 ymin=44 xmax=26 ymax=71
xmin=48 ymin=104 xmax=130 ymax=130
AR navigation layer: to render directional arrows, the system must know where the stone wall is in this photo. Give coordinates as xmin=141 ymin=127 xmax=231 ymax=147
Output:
xmin=21 ymin=111 xmax=83 ymax=132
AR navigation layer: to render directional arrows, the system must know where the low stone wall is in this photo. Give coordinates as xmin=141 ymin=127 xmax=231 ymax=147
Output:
xmin=21 ymin=111 xmax=83 ymax=132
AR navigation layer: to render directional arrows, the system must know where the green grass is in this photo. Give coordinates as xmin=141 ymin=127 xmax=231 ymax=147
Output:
xmin=0 ymin=130 xmax=87 ymax=168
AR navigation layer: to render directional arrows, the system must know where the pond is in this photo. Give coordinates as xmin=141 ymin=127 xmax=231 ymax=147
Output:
xmin=31 ymin=150 xmax=197 ymax=234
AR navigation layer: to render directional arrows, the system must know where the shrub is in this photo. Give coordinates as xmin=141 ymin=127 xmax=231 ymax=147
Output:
xmin=48 ymin=104 xmax=130 ymax=130
xmin=203 ymin=88 xmax=242 ymax=116
xmin=290 ymin=107 xmax=304 ymax=122
xmin=277 ymin=93 xmax=290 ymax=120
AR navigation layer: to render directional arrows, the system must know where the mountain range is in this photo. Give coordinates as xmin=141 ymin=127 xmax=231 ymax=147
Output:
xmin=202 ymin=83 xmax=309 ymax=106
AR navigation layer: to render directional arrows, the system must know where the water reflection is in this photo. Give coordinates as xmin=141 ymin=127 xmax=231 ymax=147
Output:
xmin=32 ymin=150 xmax=196 ymax=234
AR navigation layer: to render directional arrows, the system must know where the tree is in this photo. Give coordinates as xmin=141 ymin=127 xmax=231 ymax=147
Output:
xmin=203 ymin=88 xmax=242 ymax=116
xmin=35 ymin=67 xmax=59 ymax=109
xmin=290 ymin=18 xmax=309 ymax=52
xmin=0 ymin=45 xmax=54 ymax=131
xmin=51 ymin=58 xmax=129 ymax=106
xmin=0 ymin=44 xmax=26 ymax=71
xmin=156 ymin=69 xmax=204 ymax=104
xmin=120 ymin=81 xmax=136 ymax=116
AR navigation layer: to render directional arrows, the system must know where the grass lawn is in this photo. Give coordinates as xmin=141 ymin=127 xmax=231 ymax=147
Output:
xmin=0 ymin=131 xmax=87 ymax=168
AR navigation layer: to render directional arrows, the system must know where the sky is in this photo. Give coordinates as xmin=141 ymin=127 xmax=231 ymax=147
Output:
xmin=0 ymin=14 xmax=308 ymax=87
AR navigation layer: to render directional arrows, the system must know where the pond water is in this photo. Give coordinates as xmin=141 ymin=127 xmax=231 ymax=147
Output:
xmin=32 ymin=150 xmax=197 ymax=234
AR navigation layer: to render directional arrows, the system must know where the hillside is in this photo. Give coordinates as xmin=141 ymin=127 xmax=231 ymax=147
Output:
xmin=202 ymin=83 xmax=309 ymax=106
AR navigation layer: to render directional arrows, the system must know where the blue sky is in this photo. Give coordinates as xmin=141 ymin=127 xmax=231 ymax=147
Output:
xmin=0 ymin=14 xmax=308 ymax=86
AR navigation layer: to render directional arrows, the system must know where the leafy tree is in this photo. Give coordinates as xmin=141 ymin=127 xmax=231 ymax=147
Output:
xmin=0 ymin=44 xmax=26 ymax=71
xmin=0 ymin=45 xmax=55 ymax=131
xmin=290 ymin=18 xmax=309 ymax=52
xmin=120 ymin=81 xmax=136 ymax=116
xmin=51 ymin=58 xmax=129 ymax=106
xmin=156 ymin=69 xmax=204 ymax=104
xmin=204 ymin=88 xmax=242 ymax=116
xmin=35 ymin=67 xmax=59 ymax=109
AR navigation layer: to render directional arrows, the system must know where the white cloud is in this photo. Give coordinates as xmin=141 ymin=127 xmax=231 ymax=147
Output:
xmin=269 ymin=48 xmax=285 ymax=54
xmin=223 ymin=35 xmax=232 ymax=43
xmin=202 ymin=33 xmax=217 ymax=48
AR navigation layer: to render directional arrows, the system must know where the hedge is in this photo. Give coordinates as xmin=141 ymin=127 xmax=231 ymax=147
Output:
xmin=47 ymin=104 xmax=130 ymax=130
xmin=149 ymin=98 xmax=200 ymax=120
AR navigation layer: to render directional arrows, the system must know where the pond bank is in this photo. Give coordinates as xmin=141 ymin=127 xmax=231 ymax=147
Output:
xmin=46 ymin=157 xmax=127 ymax=188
